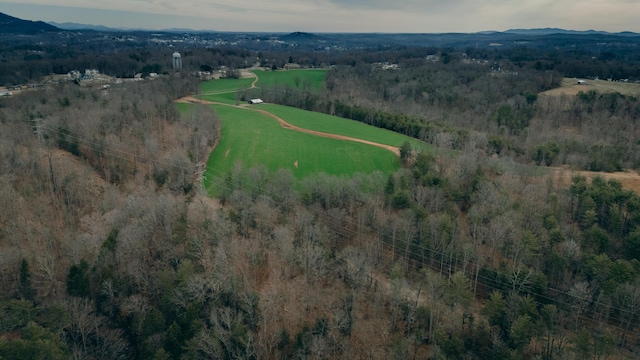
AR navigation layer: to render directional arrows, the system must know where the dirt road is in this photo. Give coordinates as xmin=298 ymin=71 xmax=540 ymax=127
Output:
xmin=181 ymin=73 xmax=640 ymax=195
xmin=176 ymin=96 xmax=401 ymax=156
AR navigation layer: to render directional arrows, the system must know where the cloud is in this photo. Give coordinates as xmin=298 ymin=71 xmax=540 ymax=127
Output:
xmin=323 ymin=0 xmax=509 ymax=13
xmin=0 ymin=0 xmax=638 ymax=32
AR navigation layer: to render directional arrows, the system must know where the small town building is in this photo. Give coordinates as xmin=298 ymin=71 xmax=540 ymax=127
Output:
xmin=68 ymin=70 xmax=81 ymax=80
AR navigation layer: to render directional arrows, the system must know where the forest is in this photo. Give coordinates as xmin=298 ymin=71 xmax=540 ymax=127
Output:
xmin=2 ymin=34 xmax=640 ymax=360
xmin=247 ymin=57 xmax=640 ymax=173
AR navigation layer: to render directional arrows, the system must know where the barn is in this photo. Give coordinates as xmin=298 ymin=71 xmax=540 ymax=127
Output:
xmin=248 ymin=99 xmax=264 ymax=104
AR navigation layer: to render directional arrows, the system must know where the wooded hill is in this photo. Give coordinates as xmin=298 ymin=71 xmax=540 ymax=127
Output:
xmin=2 ymin=42 xmax=640 ymax=359
xmin=0 ymin=11 xmax=60 ymax=34
xmin=246 ymin=59 xmax=640 ymax=174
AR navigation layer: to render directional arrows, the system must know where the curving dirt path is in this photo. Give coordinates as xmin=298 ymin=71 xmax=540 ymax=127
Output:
xmin=252 ymin=107 xmax=401 ymax=156
xmin=176 ymin=96 xmax=401 ymax=156
xmin=250 ymin=72 xmax=259 ymax=88
xmin=180 ymin=74 xmax=640 ymax=195
xmin=199 ymin=72 xmax=259 ymax=96
xmin=177 ymin=95 xmax=640 ymax=194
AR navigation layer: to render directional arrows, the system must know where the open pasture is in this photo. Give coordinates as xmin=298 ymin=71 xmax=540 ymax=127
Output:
xmin=201 ymin=104 xmax=400 ymax=194
xmin=200 ymin=91 xmax=239 ymax=105
xmin=261 ymin=104 xmax=432 ymax=152
xmin=541 ymin=77 xmax=640 ymax=97
xmin=200 ymin=77 xmax=255 ymax=95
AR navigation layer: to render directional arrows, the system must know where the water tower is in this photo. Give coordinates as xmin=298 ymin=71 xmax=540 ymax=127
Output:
xmin=172 ymin=52 xmax=182 ymax=72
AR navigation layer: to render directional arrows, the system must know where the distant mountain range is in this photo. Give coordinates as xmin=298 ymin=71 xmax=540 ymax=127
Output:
xmin=44 ymin=22 xmax=640 ymax=36
xmin=502 ymin=28 xmax=639 ymax=36
xmin=1 ymin=11 xmax=639 ymax=38
xmin=0 ymin=11 xmax=59 ymax=34
xmin=47 ymin=21 xmax=119 ymax=32
xmin=47 ymin=21 xmax=217 ymax=33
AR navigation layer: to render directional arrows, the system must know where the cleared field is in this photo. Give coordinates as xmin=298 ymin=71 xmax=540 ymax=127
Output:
xmin=201 ymin=92 xmax=239 ymax=105
xmin=202 ymin=104 xmax=400 ymax=194
xmin=200 ymin=77 xmax=255 ymax=94
xmin=252 ymin=69 xmax=327 ymax=90
xmin=541 ymin=78 xmax=640 ymax=97
xmin=261 ymin=104 xmax=432 ymax=152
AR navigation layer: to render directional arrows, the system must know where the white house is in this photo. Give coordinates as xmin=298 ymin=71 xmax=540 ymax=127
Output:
xmin=248 ymin=99 xmax=264 ymax=105
xmin=68 ymin=70 xmax=81 ymax=80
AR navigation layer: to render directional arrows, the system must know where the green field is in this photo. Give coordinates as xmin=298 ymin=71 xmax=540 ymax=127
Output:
xmin=200 ymin=104 xmax=400 ymax=194
xmin=200 ymin=77 xmax=255 ymax=94
xmin=198 ymin=69 xmax=327 ymax=103
xmin=261 ymin=104 xmax=431 ymax=152
xmin=542 ymin=77 xmax=640 ymax=97
xmin=252 ymin=69 xmax=327 ymax=90
xmin=201 ymin=92 xmax=240 ymax=105
xmin=190 ymin=69 xmax=434 ymax=196
xmin=199 ymin=77 xmax=254 ymax=104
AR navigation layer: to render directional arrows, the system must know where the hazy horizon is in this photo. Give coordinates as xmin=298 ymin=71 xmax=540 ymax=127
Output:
xmin=1 ymin=1 xmax=639 ymax=33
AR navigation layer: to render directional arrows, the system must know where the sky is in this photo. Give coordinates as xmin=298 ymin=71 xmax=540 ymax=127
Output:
xmin=1 ymin=0 xmax=639 ymax=33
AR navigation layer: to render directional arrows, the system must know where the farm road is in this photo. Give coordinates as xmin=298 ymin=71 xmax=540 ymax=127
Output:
xmin=181 ymin=73 xmax=640 ymax=195
xmin=199 ymin=72 xmax=259 ymax=96
xmin=176 ymin=96 xmax=401 ymax=156
xmin=184 ymin=69 xmax=399 ymax=154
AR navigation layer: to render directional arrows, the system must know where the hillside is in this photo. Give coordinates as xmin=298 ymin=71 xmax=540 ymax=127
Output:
xmin=0 ymin=11 xmax=60 ymax=34
xmin=47 ymin=21 xmax=119 ymax=32
xmin=4 ymin=30 xmax=640 ymax=359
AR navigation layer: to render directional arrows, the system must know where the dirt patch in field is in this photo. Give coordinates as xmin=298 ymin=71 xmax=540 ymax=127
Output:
xmin=175 ymin=96 xmax=216 ymax=104
xmin=548 ymin=167 xmax=640 ymax=195
xmin=294 ymin=160 xmax=299 ymax=168
xmin=541 ymin=85 xmax=592 ymax=97
xmin=225 ymin=148 xmax=230 ymax=158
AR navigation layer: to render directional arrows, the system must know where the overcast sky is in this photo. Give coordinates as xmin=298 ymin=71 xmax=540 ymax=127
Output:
xmin=1 ymin=0 xmax=638 ymax=33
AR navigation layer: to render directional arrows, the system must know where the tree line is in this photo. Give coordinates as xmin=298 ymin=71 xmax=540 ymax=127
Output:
xmin=3 ymin=40 xmax=640 ymax=359
xmin=247 ymin=57 xmax=640 ymax=172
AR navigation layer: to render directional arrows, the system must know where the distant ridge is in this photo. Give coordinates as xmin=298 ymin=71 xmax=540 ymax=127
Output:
xmin=281 ymin=32 xmax=323 ymax=40
xmin=48 ymin=22 xmax=217 ymax=33
xmin=504 ymin=28 xmax=639 ymax=36
xmin=48 ymin=21 xmax=119 ymax=32
xmin=0 ymin=11 xmax=60 ymax=34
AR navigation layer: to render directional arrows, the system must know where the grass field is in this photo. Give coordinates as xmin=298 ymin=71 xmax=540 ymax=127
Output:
xmin=202 ymin=104 xmax=400 ymax=195
xmin=201 ymin=92 xmax=240 ymax=105
xmin=200 ymin=77 xmax=255 ymax=94
xmin=198 ymin=69 xmax=327 ymax=103
xmin=261 ymin=104 xmax=432 ymax=152
xmin=252 ymin=69 xmax=327 ymax=90
xmin=541 ymin=78 xmax=640 ymax=97
xmin=190 ymin=69 xmax=434 ymax=196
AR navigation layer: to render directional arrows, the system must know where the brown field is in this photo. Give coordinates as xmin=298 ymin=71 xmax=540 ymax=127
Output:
xmin=541 ymin=77 xmax=640 ymax=97
xmin=548 ymin=167 xmax=640 ymax=195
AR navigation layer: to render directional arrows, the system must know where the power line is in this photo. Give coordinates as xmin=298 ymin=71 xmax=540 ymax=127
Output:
xmin=200 ymin=163 xmax=640 ymax=344
xmin=47 ymin=114 xmax=637 ymax=327
xmin=31 ymin=103 xmax=640 ymax=345
xmin=197 ymin=144 xmax=640 ymax=341
xmin=202 ymin=161 xmax=639 ymax=320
